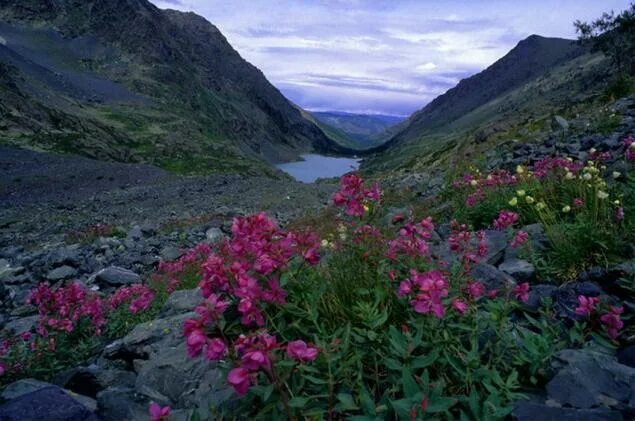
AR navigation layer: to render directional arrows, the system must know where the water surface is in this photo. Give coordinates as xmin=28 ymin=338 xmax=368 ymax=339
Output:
xmin=276 ymin=154 xmax=360 ymax=183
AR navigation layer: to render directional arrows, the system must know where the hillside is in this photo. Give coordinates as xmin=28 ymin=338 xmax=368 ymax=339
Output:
xmin=0 ymin=0 xmax=351 ymax=174
xmin=363 ymin=35 xmax=616 ymax=174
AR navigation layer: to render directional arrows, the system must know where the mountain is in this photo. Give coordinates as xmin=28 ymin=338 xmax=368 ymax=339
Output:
xmin=365 ymin=35 xmax=613 ymax=173
xmin=0 ymin=0 xmax=352 ymax=175
xmin=312 ymin=111 xmax=404 ymax=148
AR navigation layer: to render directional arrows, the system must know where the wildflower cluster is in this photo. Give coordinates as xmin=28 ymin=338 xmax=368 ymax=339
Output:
xmin=575 ymin=295 xmax=624 ymax=339
xmin=332 ymin=173 xmax=381 ymax=217
xmin=109 ymin=284 xmax=155 ymax=314
xmin=386 ymin=217 xmax=434 ymax=260
xmin=184 ymin=213 xmax=320 ymax=396
xmin=27 ymin=283 xmax=106 ymax=337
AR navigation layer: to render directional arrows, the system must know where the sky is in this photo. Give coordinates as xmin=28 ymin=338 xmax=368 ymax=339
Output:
xmin=151 ymin=0 xmax=631 ymax=116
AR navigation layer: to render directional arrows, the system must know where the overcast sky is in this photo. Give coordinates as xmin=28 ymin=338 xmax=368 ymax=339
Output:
xmin=151 ymin=0 xmax=631 ymax=116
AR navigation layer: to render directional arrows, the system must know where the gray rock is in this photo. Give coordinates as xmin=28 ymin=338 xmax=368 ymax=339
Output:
xmin=470 ymin=263 xmax=515 ymax=291
xmin=159 ymin=289 xmax=201 ymax=317
xmin=513 ymin=401 xmax=623 ymax=421
xmin=205 ymin=227 xmax=224 ymax=243
xmin=0 ymin=384 xmax=98 ymax=421
xmin=546 ymin=349 xmax=635 ymax=411
xmin=127 ymin=226 xmax=143 ymax=241
xmin=94 ymin=266 xmax=140 ymax=287
xmin=618 ymin=345 xmax=635 ymax=368
xmin=1 ymin=378 xmax=52 ymax=400
xmin=3 ymin=315 xmax=38 ymax=336
xmin=96 ymin=386 xmax=149 ymax=421
xmin=46 ymin=265 xmax=78 ymax=281
xmin=499 ymin=259 xmax=535 ymax=282
xmin=524 ymin=284 xmax=557 ymax=312
xmin=482 ymin=230 xmax=508 ymax=265
xmin=120 ymin=312 xmax=196 ymax=355
xmin=160 ymin=246 xmax=182 ymax=262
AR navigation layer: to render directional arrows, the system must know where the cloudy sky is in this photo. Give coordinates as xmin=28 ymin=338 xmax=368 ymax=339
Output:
xmin=151 ymin=0 xmax=630 ymax=116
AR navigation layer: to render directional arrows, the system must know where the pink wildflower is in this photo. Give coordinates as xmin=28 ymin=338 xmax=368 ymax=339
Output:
xmin=512 ymin=282 xmax=530 ymax=303
xmin=600 ymin=306 xmax=624 ymax=339
xmin=227 ymin=367 xmax=252 ymax=396
xmin=573 ymin=198 xmax=584 ymax=209
xmin=286 ymin=340 xmax=319 ymax=362
xmin=148 ymin=402 xmax=171 ymax=421
xmin=574 ymin=295 xmax=599 ymax=317
xmin=205 ymin=338 xmax=227 ymax=361
xmin=511 ymin=230 xmax=529 ymax=248
xmin=467 ymin=281 xmax=485 ymax=299
xmin=616 ymin=207 xmax=625 ymax=221
xmin=493 ymin=210 xmax=519 ymax=230
xmin=452 ymin=299 xmax=468 ymax=314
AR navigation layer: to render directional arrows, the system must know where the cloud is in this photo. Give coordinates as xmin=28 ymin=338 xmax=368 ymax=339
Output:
xmin=149 ymin=0 xmax=633 ymax=115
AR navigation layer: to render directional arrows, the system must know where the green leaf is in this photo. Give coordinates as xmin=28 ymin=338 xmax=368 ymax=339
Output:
xmin=336 ymin=393 xmax=359 ymax=411
xmin=401 ymin=368 xmax=420 ymax=397
xmin=427 ymin=397 xmax=458 ymax=413
xmin=410 ymin=350 xmax=439 ymax=369
xmin=263 ymin=384 xmax=274 ymax=401
xmin=288 ymin=397 xmax=309 ymax=408
xmin=303 ymin=375 xmax=328 ymax=385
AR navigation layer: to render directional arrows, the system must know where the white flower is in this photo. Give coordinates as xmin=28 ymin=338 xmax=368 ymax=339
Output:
xmin=562 ymin=205 xmax=571 ymax=213
xmin=516 ymin=165 xmax=524 ymax=174
xmin=525 ymin=196 xmax=535 ymax=204
xmin=536 ymin=202 xmax=547 ymax=210
xmin=589 ymin=148 xmax=597 ymax=154
xmin=613 ymin=171 xmax=621 ymax=179
xmin=597 ymin=191 xmax=609 ymax=199
xmin=565 ymin=172 xmax=575 ymax=180
xmin=582 ymin=173 xmax=593 ymax=181
xmin=470 ymin=180 xmax=478 ymax=187
xmin=516 ymin=190 xmax=526 ymax=197
xmin=509 ymin=197 xmax=518 ymax=206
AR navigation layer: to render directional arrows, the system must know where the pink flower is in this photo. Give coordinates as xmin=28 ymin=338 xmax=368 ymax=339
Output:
xmin=286 ymin=340 xmax=319 ymax=362
xmin=397 ymin=280 xmax=412 ymax=297
xmin=511 ymin=230 xmax=529 ymax=248
xmin=228 ymin=367 xmax=252 ymax=395
xmin=148 ymin=402 xmax=171 ymax=421
xmin=600 ymin=306 xmax=624 ymax=339
xmin=452 ymin=299 xmax=468 ymax=314
xmin=241 ymin=349 xmax=270 ymax=371
xmin=408 ymin=270 xmax=448 ymax=318
xmin=0 ymin=362 xmax=5 ymax=377
xmin=625 ymin=135 xmax=635 ymax=161
xmin=574 ymin=295 xmax=599 ymax=317
xmin=205 ymin=338 xmax=227 ymax=361
xmin=184 ymin=326 xmax=207 ymax=358
xmin=512 ymin=282 xmax=530 ymax=303
xmin=468 ymin=281 xmax=485 ymax=299
xmin=573 ymin=198 xmax=584 ymax=209
xmin=493 ymin=210 xmax=519 ymax=230
xmin=616 ymin=207 xmax=625 ymax=221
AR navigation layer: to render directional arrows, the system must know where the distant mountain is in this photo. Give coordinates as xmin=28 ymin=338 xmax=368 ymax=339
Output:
xmin=0 ymin=0 xmax=351 ymax=174
xmin=365 ymin=35 xmax=610 ymax=173
xmin=312 ymin=111 xmax=404 ymax=146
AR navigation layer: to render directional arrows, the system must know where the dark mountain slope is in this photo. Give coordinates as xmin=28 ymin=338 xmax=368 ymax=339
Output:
xmin=0 ymin=0 xmax=350 ymax=174
xmin=383 ymin=35 xmax=585 ymax=149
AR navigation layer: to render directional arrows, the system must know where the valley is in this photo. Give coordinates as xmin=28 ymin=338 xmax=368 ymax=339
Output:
xmin=0 ymin=1 xmax=634 ymax=420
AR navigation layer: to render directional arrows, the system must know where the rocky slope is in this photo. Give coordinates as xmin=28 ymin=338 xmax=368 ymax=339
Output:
xmin=0 ymin=0 xmax=352 ymax=174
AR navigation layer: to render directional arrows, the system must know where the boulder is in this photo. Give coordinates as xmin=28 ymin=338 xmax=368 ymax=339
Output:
xmin=470 ymin=263 xmax=515 ymax=291
xmin=94 ymin=266 xmax=140 ymax=287
xmin=160 ymin=246 xmax=182 ymax=262
xmin=46 ymin=265 xmax=77 ymax=281
xmin=0 ymin=385 xmax=98 ymax=421
xmin=513 ymin=401 xmax=623 ymax=420
xmin=205 ymin=227 xmax=224 ymax=243
xmin=499 ymin=259 xmax=535 ymax=282
xmin=159 ymin=289 xmax=201 ymax=318
xmin=546 ymin=349 xmax=635 ymax=414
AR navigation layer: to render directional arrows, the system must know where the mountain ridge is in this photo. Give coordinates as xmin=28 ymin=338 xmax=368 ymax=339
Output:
xmin=0 ymin=0 xmax=355 ymax=174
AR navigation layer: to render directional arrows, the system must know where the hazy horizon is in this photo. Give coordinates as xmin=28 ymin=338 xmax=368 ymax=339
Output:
xmin=151 ymin=0 xmax=631 ymax=116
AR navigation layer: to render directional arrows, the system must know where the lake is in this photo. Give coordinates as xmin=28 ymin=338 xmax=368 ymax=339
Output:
xmin=276 ymin=154 xmax=361 ymax=183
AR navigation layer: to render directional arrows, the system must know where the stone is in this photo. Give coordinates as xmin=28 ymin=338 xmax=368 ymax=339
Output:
xmin=159 ymin=289 xmax=201 ymax=317
xmin=552 ymin=115 xmax=569 ymax=132
xmin=524 ymin=284 xmax=557 ymax=312
xmin=127 ymin=226 xmax=143 ymax=241
xmin=482 ymin=230 xmax=508 ymax=265
xmin=46 ymin=265 xmax=78 ymax=281
xmin=94 ymin=266 xmax=140 ymax=287
xmin=0 ymin=385 xmax=98 ymax=421
xmin=160 ymin=246 xmax=182 ymax=262
xmin=1 ymin=378 xmax=52 ymax=400
xmin=617 ymin=345 xmax=635 ymax=368
xmin=470 ymin=263 xmax=515 ymax=291
xmin=499 ymin=259 xmax=535 ymax=282
xmin=574 ymin=281 xmax=603 ymax=297
xmin=513 ymin=401 xmax=623 ymax=421
xmin=3 ymin=315 xmax=38 ymax=336
xmin=205 ymin=227 xmax=224 ymax=243
xmin=546 ymin=349 xmax=635 ymax=411
xmin=96 ymin=387 xmax=149 ymax=421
